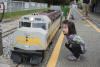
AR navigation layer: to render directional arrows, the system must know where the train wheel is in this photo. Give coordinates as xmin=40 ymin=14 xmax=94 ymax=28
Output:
xmin=11 ymin=53 xmax=22 ymax=63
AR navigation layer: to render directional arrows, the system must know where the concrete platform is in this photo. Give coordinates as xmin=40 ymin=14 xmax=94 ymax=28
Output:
xmin=56 ymin=8 xmax=100 ymax=67
xmin=0 ymin=63 xmax=11 ymax=67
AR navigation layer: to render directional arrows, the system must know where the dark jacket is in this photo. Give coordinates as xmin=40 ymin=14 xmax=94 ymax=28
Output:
xmin=83 ymin=0 xmax=90 ymax=4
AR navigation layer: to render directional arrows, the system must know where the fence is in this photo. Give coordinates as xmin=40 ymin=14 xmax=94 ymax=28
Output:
xmin=0 ymin=1 xmax=48 ymax=13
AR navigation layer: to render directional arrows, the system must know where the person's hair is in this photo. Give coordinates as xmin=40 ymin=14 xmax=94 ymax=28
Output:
xmin=62 ymin=20 xmax=77 ymax=36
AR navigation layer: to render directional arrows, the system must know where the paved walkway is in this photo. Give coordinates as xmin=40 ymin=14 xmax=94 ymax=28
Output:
xmin=56 ymin=8 xmax=100 ymax=67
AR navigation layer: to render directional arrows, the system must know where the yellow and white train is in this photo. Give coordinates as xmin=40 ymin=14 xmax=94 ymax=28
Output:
xmin=11 ymin=9 xmax=62 ymax=64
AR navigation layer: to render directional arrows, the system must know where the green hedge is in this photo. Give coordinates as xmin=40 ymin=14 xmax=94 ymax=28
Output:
xmin=0 ymin=8 xmax=49 ymax=20
xmin=61 ymin=8 xmax=69 ymax=17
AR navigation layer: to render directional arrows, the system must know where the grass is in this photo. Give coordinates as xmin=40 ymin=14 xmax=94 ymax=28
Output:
xmin=0 ymin=8 xmax=49 ymax=21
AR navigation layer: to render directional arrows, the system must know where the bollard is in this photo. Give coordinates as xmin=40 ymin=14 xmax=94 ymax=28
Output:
xmin=0 ymin=2 xmax=5 ymax=56
xmin=0 ymin=27 xmax=3 ymax=56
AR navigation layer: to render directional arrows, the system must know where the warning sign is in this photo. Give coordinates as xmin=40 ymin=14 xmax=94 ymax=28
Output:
xmin=0 ymin=2 xmax=8 ymax=13
xmin=24 ymin=2 xmax=29 ymax=10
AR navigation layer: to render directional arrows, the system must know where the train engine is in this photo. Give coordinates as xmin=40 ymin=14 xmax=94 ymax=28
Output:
xmin=11 ymin=9 xmax=62 ymax=64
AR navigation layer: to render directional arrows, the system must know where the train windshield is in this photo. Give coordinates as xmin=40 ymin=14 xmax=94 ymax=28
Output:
xmin=21 ymin=22 xmax=31 ymax=27
xmin=32 ymin=23 xmax=46 ymax=30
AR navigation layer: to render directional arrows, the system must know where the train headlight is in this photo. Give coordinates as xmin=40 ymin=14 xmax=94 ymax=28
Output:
xmin=29 ymin=17 xmax=34 ymax=22
xmin=24 ymin=45 xmax=30 ymax=48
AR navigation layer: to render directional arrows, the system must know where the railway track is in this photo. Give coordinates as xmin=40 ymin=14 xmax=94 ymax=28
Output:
xmin=2 ymin=18 xmax=19 ymax=23
xmin=1 ymin=19 xmax=19 ymax=38
xmin=2 ymin=27 xmax=17 ymax=38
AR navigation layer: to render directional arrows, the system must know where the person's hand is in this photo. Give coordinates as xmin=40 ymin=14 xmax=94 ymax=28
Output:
xmin=88 ymin=2 xmax=91 ymax=6
xmin=69 ymin=44 xmax=72 ymax=48
xmin=65 ymin=42 xmax=69 ymax=45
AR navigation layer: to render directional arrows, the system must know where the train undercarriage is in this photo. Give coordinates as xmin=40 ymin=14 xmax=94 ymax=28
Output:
xmin=11 ymin=48 xmax=44 ymax=65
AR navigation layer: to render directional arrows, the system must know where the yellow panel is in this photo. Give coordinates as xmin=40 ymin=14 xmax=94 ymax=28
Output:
xmin=47 ymin=17 xmax=61 ymax=49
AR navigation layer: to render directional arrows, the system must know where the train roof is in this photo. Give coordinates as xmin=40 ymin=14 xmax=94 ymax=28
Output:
xmin=39 ymin=10 xmax=61 ymax=21
xmin=19 ymin=10 xmax=61 ymax=23
xmin=19 ymin=14 xmax=51 ymax=24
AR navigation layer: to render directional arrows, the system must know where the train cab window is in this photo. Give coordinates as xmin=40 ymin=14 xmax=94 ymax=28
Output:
xmin=35 ymin=18 xmax=41 ymax=21
xmin=32 ymin=23 xmax=46 ymax=30
xmin=21 ymin=22 xmax=31 ymax=27
xmin=48 ymin=23 xmax=50 ymax=29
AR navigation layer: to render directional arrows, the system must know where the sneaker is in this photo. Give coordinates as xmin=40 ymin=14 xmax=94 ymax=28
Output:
xmin=67 ymin=56 xmax=77 ymax=61
xmin=82 ymin=17 xmax=87 ymax=20
xmin=76 ymin=57 xmax=80 ymax=62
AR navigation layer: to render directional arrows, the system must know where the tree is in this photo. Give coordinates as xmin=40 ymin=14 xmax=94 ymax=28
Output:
xmin=13 ymin=0 xmax=71 ymax=5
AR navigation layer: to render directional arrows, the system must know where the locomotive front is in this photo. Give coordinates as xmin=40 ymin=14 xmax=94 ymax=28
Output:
xmin=11 ymin=15 xmax=51 ymax=64
xmin=11 ymin=9 xmax=62 ymax=64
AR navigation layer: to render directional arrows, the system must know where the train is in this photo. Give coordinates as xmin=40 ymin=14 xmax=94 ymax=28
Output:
xmin=11 ymin=8 xmax=62 ymax=64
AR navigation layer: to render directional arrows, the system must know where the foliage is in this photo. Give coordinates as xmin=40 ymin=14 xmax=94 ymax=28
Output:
xmin=13 ymin=0 xmax=71 ymax=5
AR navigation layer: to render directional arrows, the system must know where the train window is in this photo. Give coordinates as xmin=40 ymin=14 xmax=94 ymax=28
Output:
xmin=32 ymin=23 xmax=46 ymax=30
xmin=21 ymin=22 xmax=31 ymax=27
xmin=48 ymin=23 xmax=50 ymax=29
xmin=24 ymin=17 xmax=29 ymax=20
xmin=19 ymin=22 xmax=21 ymax=28
xmin=35 ymin=18 xmax=41 ymax=21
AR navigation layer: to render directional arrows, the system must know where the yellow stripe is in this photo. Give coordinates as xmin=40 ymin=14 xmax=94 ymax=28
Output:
xmin=66 ymin=9 xmax=71 ymax=20
xmin=16 ymin=39 xmax=41 ymax=42
xmin=16 ymin=39 xmax=26 ymax=42
xmin=15 ymin=40 xmax=42 ymax=44
xmin=17 ymin=37 xmax=40 ymax=39
xmin=46 ymin=32 xmax=64 ymax=67
xmin=15 ymin=40 xmax=42 ymax=46
xmin=86 ymin=19 xmax=100 ymax=33
xmin=76 ymin=10 xmax=100 ymax=33
xmin=47 ymin=9 xmax=71 ymax=67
